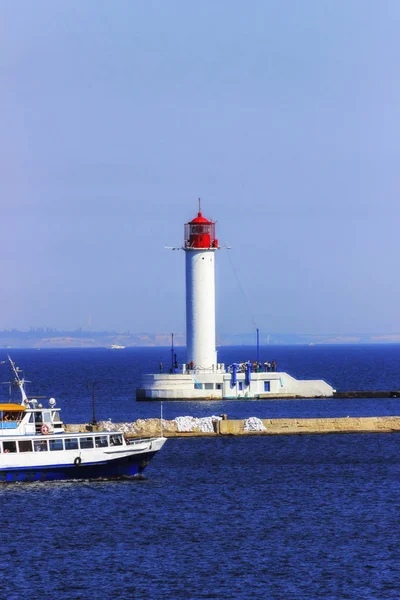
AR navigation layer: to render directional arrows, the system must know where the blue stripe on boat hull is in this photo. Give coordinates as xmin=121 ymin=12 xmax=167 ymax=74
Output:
xmin=0 ymin=451 xmax=158 ymax=483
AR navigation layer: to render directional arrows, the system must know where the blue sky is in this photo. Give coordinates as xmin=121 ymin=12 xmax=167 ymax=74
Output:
xmin=1 ymin=0 xmax=400 ymax=338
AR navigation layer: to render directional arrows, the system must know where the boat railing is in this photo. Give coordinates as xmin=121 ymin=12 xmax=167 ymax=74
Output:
xmin=125 ymin=436 xmax=159 ymax=446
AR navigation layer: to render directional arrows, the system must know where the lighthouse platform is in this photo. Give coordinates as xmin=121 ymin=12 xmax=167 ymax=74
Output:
xmin=136 ymin=366 xmax=335 ymax=400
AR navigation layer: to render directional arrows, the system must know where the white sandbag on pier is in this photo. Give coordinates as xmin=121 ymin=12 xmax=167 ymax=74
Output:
xmin=174 ymin=415 xmax=222 ymax=433
xmin=244 ymin=417 xmax=267 ymax=431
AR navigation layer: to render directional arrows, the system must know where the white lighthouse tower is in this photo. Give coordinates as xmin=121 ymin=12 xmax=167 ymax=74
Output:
xmin=184 ymin=208 xmax=218 ymax=370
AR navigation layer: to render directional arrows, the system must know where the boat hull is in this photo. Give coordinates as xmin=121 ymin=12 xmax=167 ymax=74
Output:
xmin=0 ymin=450 xmax=159 ymax=483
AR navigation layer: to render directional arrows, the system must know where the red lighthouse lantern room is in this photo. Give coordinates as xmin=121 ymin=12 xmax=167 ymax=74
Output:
xmin=184 ymin=210 xmax=218 ymax=249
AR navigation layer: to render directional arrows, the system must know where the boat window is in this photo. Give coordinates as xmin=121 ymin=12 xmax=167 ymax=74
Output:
xmin=95 ymin=435 xmax=108 ymax=448
xmin=79 ymin=437 xmax=94 ymax=449
xmin=3 ymin=441 xmax=17 ymax=453
xmin=52 ymin=411 xmax=61 ymax=422
xmin=34 ymin=440 xmax=48 ymax=452
xmin=35 ymin=412 xmax=43 ymax=423
xmin=18 ymin=440 xmax=33 ymax=453
xmin=43 ymin=412 xmax=52 ymax=423
xmin=64 ymin=438 xmax=79 ymax=450
xmin=110 ymin=434 xmax=123 ymax=446
xmin=49 ymin=439 xmax=64 ymax=451
xmin=28 ymin=413 xmax=35 ymax=423
xmin=2 ymin=412 xmax=16 ymax=422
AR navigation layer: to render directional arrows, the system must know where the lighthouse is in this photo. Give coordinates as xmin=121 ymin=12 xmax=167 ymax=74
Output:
xmin=184 ymin=208 xmax=218 ymax=370
xmin=136 ymin=205 xmax=335 ymax=400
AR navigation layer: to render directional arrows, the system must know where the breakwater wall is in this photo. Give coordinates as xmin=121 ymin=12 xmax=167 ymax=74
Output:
xmin=216 ymin=416 xmax=400 ymax=435
xmin=65 ymin=416 xmax=400 ymax=437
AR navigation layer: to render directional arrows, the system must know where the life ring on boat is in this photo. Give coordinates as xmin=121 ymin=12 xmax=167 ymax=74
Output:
xmin=74 ymin=456 xmax=82 ymax=467
xmin=41 ymin=424 xmax=50 ymax=435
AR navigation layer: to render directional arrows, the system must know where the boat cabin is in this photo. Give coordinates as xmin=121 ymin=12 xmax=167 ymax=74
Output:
xmin=0 ymin=433 xmax=125 ymax=455
xmin=0 ymin=403 xmax=64 ymax=436
xmin=0 ymin=404 xmax=26 ymax=430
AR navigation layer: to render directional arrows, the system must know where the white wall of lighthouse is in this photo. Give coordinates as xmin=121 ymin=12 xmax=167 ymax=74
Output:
xmin=185 ymin=248 xmax=217 ymax=369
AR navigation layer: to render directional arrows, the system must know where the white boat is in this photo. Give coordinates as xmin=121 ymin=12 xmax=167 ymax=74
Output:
xmin=111 ymin=345 xmax=125 ymax=350
xmin=0 ymin=357 xmax=166 ymax=483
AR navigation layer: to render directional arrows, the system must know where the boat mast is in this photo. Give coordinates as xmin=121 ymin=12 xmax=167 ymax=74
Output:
xmin=6 ymin=355 xmax=29 ymax=405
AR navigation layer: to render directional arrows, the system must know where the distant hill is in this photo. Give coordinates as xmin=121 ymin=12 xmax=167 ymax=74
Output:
xmin=1 ymin=329 xmax=400 ymax=348
xmin=217 ymin=332 xmax=400 ymax=346
xmin=0 ymin=329 xmax=185 ymax=349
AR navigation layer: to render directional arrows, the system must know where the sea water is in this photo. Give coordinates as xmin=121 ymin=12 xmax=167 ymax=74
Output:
xmin=1 ymin=346 xmax=399 ymax=599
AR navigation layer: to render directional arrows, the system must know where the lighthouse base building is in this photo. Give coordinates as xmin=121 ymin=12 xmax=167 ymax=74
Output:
xmin=136 ymin=207 xmax=334 ymax=401
xmin=136 ymin=369 xmax=334 ymax=400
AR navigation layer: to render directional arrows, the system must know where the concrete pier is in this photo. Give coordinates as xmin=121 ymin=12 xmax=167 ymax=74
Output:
xmin=215 ymin=416 xmax=400 ymax=436
xmin=333 ymin=390 xmax=400 ymax=398
xmin=66 ymin=416 xmax=400 ymax=437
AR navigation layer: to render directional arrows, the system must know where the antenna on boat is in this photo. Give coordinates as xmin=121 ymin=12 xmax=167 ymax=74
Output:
xmin=3 ymin=355 xmax=29 ymax=405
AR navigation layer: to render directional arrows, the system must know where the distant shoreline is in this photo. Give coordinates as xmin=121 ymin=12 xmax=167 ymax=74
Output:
xmin=1 ymin=335 xmax=400 ymax=349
